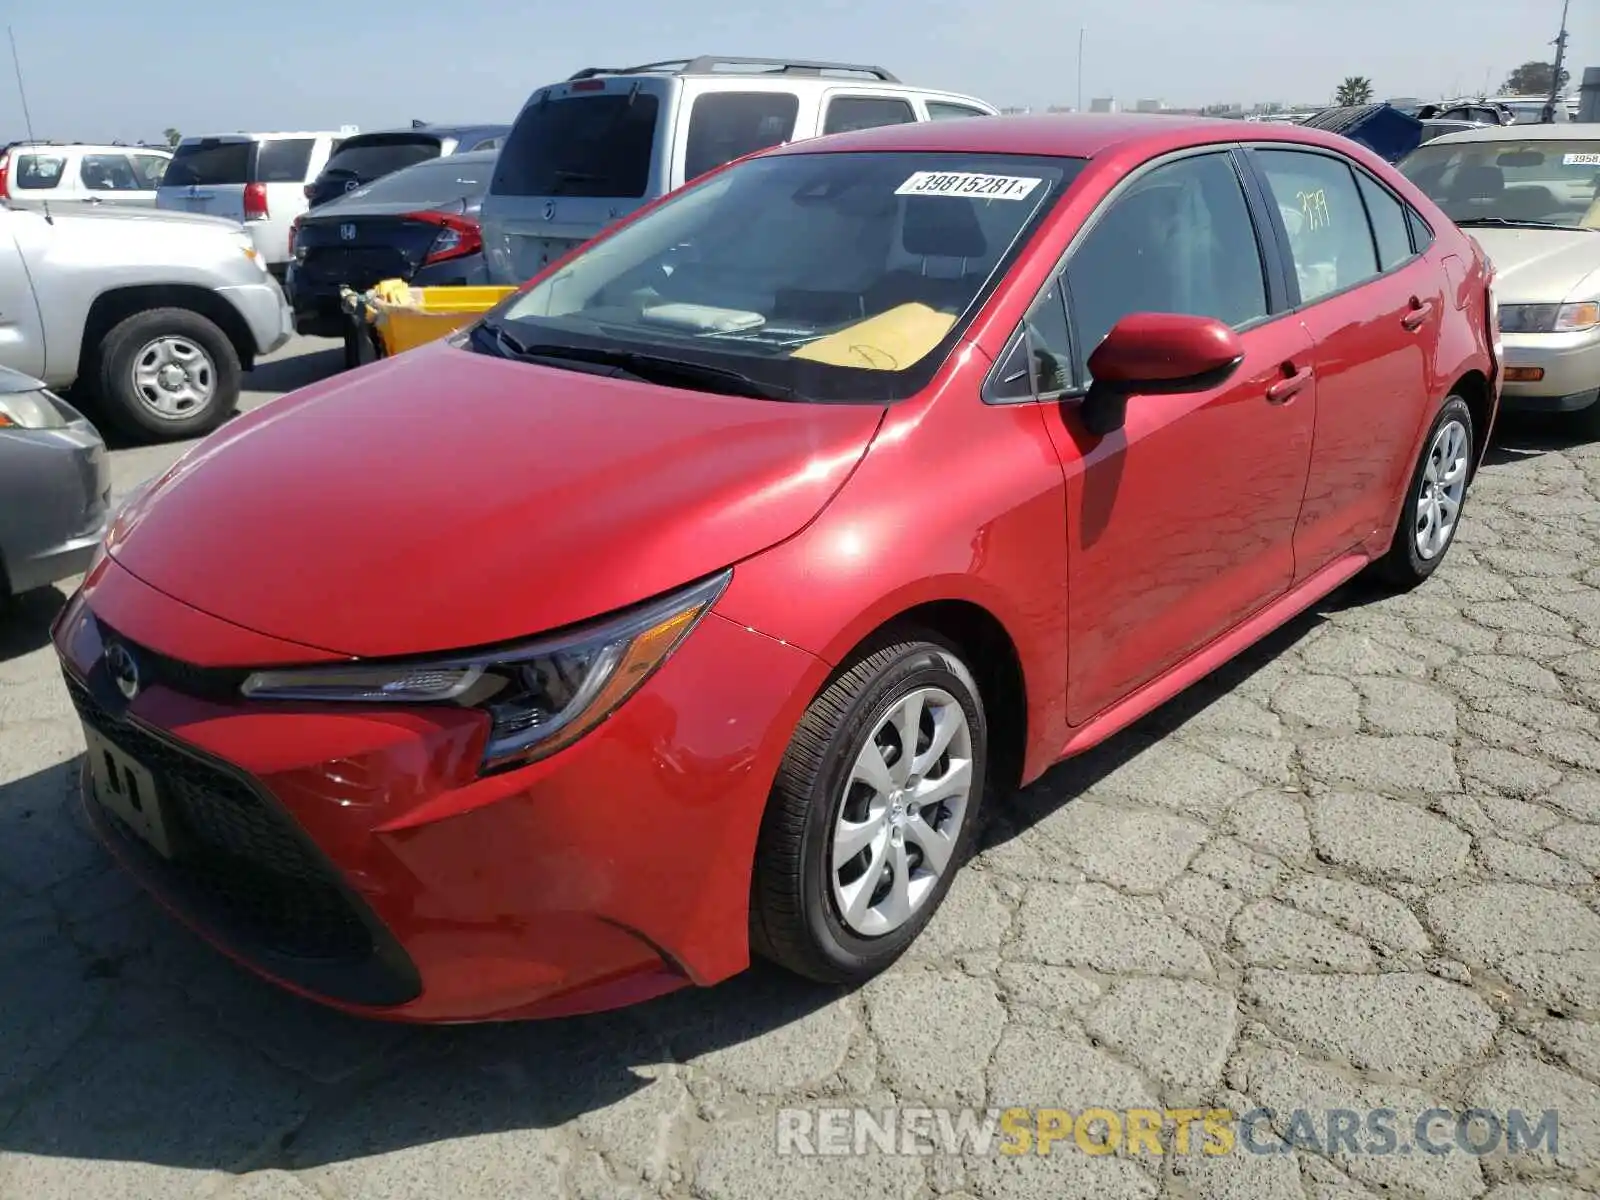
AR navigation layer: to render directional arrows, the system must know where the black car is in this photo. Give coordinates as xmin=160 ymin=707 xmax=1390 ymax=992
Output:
xmin=287 ymin=149 xmax=496 ymax=340
xmin=303 ymin=122 xmax=508 ymax=210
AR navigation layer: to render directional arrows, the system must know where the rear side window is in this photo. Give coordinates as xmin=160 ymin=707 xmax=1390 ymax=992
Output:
xmin=926 ymin=101 xmax=989 ymax=121
xmin=1354 ymin=171 xmax=1414 ymax=270
xmin=493 ymin=93 xmax=661 ymax=198
xmin=344 ymin=155 xmax=493 ymax=205
xmin=131 ymin=154 xmax=169 ymax=187
xmin=255 ymin=138 xmax=316 ymax=183
xmin=321 ymin=134 xmax=442 ymax=180
xmin=13 ymin=153 xmax=65 ymax=189
xmin=1252 ymin=149 xmax=1380 ymax=303
xmin=684 ymin=92 xmax=800 ymax=182
xmin=164 ymin=140 xmax=250 ymax=186
xmin=80 ymin=153 xmax=144 ymax=191
xmin=822 ymin=96 xmax=916 ymax=135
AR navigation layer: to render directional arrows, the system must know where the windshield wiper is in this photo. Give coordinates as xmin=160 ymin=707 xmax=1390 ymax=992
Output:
xmin=470 ymin=317 xmax=535 ymax=359
xmin=1454 ymin=217 xmax=1591 ymax=232
xmin=469 ymin=324 xmax=796 ymax=400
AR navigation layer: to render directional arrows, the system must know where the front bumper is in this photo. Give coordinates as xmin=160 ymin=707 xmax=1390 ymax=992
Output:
xmin=1498 ymin=328 xmax=1600 ymax=412
xmin=219 ymin=276 xmax=295 ymax=359
xmin=1 ymin=422 xmax=110 ymax=595
xmin=53 ymin=558 xmax=826 ymax=1022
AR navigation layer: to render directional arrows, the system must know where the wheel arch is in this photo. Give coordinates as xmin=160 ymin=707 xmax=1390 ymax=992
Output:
xmin=1448 ymin=368 xmax=1493 ymax=480
xmin=77 ymin=285 xmax=257 ymax=384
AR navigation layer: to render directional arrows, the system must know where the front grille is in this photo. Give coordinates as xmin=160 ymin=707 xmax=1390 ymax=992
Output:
xmin=69 ymin=674 xmax=372 ymax=962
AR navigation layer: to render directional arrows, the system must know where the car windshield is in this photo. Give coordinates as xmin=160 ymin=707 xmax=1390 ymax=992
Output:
xmin=490 ymin=150 xmax=1082 ymax=403
xmin=1398 ymin=137 xmax=1600 ymax=228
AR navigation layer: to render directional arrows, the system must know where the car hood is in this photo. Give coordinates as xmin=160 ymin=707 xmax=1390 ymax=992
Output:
xmin=1468 ymin=227 xmax=1600 ymax=303
xmin=109 ymin=339 xmax=885 ymax=659
xmin=53 ymin=205 xmax=243 ymax=233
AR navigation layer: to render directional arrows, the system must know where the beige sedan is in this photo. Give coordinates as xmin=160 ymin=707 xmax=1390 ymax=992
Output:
xmin=1398 ymin=123 xmax=1600 ymax=431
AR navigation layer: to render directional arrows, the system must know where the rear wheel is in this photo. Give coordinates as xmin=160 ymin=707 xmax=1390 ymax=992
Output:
xmin=93 ymin=308 xmax=240 ymax=442
xmin=1372 ymin=395 xmax=1473 ymax=590
xmin=751 ymin=636 xmax=988 ymax=983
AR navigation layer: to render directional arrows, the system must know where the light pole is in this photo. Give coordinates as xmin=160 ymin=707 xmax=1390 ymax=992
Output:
xmin=1077 ymin=27 xmax=1086 ymax=113
xmin=1546 ymin=0 xmax=1571 ymax=121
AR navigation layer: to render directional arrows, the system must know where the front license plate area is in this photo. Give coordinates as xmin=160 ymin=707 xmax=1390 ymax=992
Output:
xmin=84 ymin=725 xmax=174 ymax=858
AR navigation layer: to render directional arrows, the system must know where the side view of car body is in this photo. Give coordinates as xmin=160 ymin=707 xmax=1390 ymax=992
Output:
xmin=56 ymin=113 xmax=1498 ymax=1023
xmin=303 ymin=123 xmax=508 ymax=210
xmin=0 ymin=366 xmax=109 ymax=601
xmin=479 ymin=55 xmax=998 ymax=283
xmin=0 ymin=141 xmax=171 ymax=210
xmin=287 ymin=149 xmax=498 ymax=338
xmin=0 ymin=204 xmax=293 ymax=441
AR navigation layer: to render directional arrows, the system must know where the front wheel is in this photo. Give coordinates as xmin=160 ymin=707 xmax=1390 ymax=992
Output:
xmin=750 ymin=636 xmax=989 ymax=983
xmin=93 ymin=307 xmax=241 ymax=442
xmin=1372 ymin=395 xmax=1474 ymax=591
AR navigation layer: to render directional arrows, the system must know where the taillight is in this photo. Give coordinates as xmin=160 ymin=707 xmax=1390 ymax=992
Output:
xmin=409 ymin=211 xmax=482 ymax=266
xmin=243 ymin=181 xmax=269 ymax=220
xmin=0 ymin=152 xmax=10 ymax=199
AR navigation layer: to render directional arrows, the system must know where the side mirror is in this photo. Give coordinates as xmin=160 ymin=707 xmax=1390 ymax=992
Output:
xmin=1079 ymin=312 xmax=1246 ymax=436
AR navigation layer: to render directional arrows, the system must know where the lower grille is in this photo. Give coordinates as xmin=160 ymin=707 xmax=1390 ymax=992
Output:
xmin=299 ymin=246 xmax=411 ymax=288
xmin=66 ymin=670 xmax=420 ymax=1005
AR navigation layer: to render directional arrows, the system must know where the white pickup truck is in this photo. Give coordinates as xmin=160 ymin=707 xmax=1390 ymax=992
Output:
xmin=0 ymin=201 xmax=293 ymax=442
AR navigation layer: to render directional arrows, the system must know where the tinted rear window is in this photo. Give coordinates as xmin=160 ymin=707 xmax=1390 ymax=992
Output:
xmin=255 ymin=138 xmax=316 ymax=183
xmin=684 ymin=92 xmax=799 ymax=182
xmin=321 ymin=133 xmax=442 ymax=180
xmin=493 ymin=92 xmax=660 ymax=198
xmin=344 ymin=155 xmax=493 ymax=205
xmin=164 ymin=140 xmax=250 ymax=186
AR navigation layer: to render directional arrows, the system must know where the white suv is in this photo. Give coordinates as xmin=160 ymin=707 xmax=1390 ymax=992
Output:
xmin=0 ymin=142 xmax=172 ymax=210
xmin=479 ymin=56 xmax=998 ymax=284
xmin=156 ymin=129 xmax=356 ymax=277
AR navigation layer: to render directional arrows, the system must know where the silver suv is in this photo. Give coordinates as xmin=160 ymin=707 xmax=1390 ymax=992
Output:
xmin=479 ymin=56 xmax=997 ymax=284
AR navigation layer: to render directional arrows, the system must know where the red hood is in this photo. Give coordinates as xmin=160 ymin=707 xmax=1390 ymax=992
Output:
xmin=110 ymin=340 xmax=885 ymax=658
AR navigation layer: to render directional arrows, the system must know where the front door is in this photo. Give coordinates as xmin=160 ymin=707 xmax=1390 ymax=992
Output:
xmin=1044 ymin=149 xmax=1318 ymax=725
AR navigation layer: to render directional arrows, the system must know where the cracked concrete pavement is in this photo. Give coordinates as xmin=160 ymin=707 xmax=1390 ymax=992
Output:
xmin=3 ymin=342 xmax=1599 ymax=1199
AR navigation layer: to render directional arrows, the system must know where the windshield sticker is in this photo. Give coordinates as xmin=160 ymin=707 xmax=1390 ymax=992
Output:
xmin=895 ymin=171 xmax=1042 ymax=200
xmin=1564 ymin=153 xmax=1600 ymax=166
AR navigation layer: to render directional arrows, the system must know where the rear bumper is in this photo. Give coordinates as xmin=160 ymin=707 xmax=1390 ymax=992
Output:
xmin=0 ymin=422 xmax=110 ymax=596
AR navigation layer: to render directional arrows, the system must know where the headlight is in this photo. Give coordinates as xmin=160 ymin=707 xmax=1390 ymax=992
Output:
xmin=1499 ymin=301 xmax=1600 ymax=334
xmin=0 ymin=389 xmax=67 ymax=430
xmin=240 ymin=570 xmax=731 ymax=771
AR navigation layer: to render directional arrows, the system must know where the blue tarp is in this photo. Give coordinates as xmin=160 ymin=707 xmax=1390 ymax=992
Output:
xmin=1299 ymin=103 xmax=1426 ymax=164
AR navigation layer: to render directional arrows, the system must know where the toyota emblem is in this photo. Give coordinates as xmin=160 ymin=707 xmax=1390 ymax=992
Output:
xmin=542 ymin=201 xmax=556 ymax=222
xmin=104 ymin=642 xmax=140 ymax=701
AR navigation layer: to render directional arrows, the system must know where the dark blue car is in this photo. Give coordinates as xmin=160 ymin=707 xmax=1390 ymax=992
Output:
xmin=303 ymin=122 xmax=508 ymax=209
xmin=288 ymin=149 xmax=496 ymax=341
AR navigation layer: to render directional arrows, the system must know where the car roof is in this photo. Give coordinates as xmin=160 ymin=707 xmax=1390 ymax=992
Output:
xmin=178 ymin=131 xmax=347 ymax=143
xmin=1422 ymin=122 xmax=1600 ymax=147
xmin=339 ymin=123 xmax=508 ymax=140
xmin=766 ymin=111 xmax=1378 ymax=162
xmin=4 ymin=141 xmax=169 ymax=154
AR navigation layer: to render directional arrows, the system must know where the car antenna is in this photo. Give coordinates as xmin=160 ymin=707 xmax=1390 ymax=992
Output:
xmin=6 ymin=26 xmax=49 ymax=224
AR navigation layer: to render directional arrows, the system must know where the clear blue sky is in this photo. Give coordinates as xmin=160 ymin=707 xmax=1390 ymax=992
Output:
xmin=5 ymin=0 xmax=1591 ymax=143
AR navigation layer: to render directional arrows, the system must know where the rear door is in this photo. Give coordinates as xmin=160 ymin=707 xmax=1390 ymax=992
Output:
xmin=479 ymin=77 xmax=672 ymax=285
xmin=308 ymin=132 xmax=444 ymax=208
xmin=76 ymin=151 xmax=158 ymax=207
xmin=157 ymin=136 xmax=252 ymax=220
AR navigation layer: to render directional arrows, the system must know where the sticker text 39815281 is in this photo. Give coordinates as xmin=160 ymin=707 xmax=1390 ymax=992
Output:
xmin=894 ymin=172 xmax=1043 ymax=201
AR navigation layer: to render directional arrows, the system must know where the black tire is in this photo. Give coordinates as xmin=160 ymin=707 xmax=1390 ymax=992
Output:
xmin=342 ymin=323 xmax=363 ymax=371
xmin=1372 ymin=395 xmax=1474 ymax=591
xmin=1571 ymin=397 xmax=1600 ymax=440
xmin=750 ymin=635 xmax=989 ymax=984
xmin=91 ymin=307 xmax=241 ymax=442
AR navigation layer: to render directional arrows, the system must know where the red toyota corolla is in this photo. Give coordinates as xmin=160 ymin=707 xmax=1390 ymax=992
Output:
xmin=55 ymin=114 xmax=1499 ymax=1021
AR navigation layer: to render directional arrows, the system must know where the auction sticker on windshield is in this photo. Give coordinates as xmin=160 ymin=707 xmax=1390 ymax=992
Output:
xmin=1564 ymin=153 xmax=1600 ymax=166
xmin=895 ymin=171 xmax=1043 ymax=200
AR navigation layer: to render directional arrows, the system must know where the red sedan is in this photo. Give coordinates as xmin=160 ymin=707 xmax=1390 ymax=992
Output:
xmin=55 ymin=114 xmax=1499 ymax=1021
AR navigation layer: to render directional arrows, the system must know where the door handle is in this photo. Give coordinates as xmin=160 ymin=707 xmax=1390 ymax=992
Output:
xmin=1402 ymin=297 xmax=1436 ymax=331
xmin=1266 ymin=365 xmax=1313 ymax=404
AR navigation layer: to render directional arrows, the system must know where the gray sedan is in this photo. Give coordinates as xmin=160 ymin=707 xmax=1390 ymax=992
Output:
xmin=0 ymin=366 xmax=110 ymax=601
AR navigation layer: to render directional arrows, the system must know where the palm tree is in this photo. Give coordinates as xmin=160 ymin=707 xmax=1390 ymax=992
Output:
xmin=163 ymin=127 xmax=181 ymax=148
xmin=1335 ymin=76 xmax=1375 ymax=107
